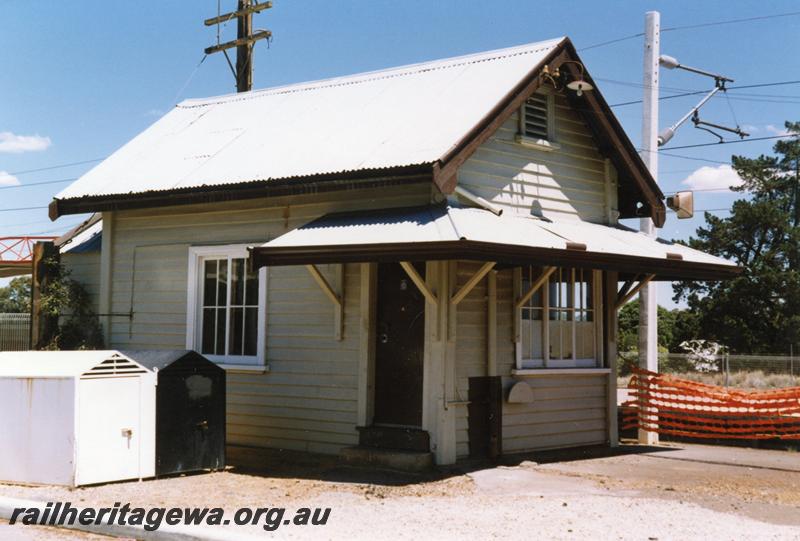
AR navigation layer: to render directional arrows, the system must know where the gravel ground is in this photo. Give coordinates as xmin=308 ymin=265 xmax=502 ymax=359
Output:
xmin=0 ymin=520 xmax=117 ymax=540
xmin=0 ymin=443 xmax=798 ymax=540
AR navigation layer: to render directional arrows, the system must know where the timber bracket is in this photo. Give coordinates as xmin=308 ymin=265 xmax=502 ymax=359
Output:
xmin=615 ymin=274 xmax=655 ymax=310
xmin=305 ymin=264 xmax=344 ymax=340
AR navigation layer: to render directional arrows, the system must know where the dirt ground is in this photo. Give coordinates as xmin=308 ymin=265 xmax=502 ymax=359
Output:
xmin=0 ymin=520 xmax=117 ymax=541
xmin=1 ymin=442 xmax=799 ymax=540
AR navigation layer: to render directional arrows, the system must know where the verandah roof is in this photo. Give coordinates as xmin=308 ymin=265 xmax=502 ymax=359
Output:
xmin=250 ymin=205 xmax=739 ymax=281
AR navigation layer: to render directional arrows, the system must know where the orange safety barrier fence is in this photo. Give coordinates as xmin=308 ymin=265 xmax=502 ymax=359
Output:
xmin=621 ymin=367 xmax=800 ymax=440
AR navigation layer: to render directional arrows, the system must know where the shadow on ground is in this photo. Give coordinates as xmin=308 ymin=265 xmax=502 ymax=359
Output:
xmin=221 ymin=443 xmax=678 ymax=487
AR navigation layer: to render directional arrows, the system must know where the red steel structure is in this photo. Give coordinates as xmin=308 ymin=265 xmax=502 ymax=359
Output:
xmin=0 ymin=236 xmax=57 ymax=277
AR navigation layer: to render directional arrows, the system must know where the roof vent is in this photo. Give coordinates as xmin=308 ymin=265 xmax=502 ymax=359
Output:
xmin=523 ymin=94 xmax=549 ymax=140
xmin=82 ymin=355 xmax=147 ymax=378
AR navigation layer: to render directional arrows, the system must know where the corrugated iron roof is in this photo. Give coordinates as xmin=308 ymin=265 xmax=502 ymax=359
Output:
xmin=55 ymin=38 xmax=563 ymax=202
xmin=253 ymin=204 xmax=737 ymax=276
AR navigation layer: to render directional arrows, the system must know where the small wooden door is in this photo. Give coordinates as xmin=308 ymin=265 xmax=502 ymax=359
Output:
xmin=373 ymin=262 xmax=425 ymax=427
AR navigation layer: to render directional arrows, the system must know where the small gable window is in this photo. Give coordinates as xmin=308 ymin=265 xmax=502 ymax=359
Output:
xmin=516 ymin=92 xmax=558 ymax=150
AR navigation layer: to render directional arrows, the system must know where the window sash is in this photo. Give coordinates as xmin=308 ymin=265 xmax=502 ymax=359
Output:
xmin=187 ymin=245 xmax=266 ymax=366
xmin=519 ymin=267 xmax=599 ymax=369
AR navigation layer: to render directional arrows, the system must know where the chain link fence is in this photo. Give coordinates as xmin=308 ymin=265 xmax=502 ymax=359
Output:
xmin=618 ymin=352 xmax=800 ymax=389
xmin=0 ymin=313 xmax=30 ymax=351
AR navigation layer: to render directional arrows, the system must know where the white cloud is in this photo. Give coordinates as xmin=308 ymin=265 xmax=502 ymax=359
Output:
xmin=0 ymin=171 xmax=20 ymax=186
xmin=765 ymin=124 xmax=792 ymax=137
xmin=0 ymin=131 xmax=51 ymax=153
xmin=680 ymin=165 xmax=743 ymax=191
xmin=144 ymin=109 xmax=164 ymax=118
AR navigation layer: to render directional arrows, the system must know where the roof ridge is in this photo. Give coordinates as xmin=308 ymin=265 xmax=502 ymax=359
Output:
xmin=178 ymin=37 xmax=565 ymax=109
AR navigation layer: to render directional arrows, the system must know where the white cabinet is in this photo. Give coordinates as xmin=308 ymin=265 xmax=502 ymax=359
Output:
xmin=0 ymin=351 xmax=156 ymax=487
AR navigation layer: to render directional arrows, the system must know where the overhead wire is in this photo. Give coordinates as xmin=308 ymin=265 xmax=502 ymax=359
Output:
xmin=0 ymin=206 xmax=48 ymax=213
xmin=652 ymin=151 xmax=732 ymax=165
xmin=664 ymin=187 xmax=743 ymax=194
xmin=578 ymin=33 xmax=644 ymax=52
xmin=7 ymin=159 xmax=103 ymax=176
xmin=661 ymin=11 xmax=800 ymax=32
xmin=610 ymin=80 xmax=800 ymax=107
xmin=661 ymin=133 xmax=798 ymax=151
xmin=579 ymin=11 xmax=800 ymax=53
xmin=0 ymin=177 xmax=77 ymax=190
xmin=669 ymin=208 xmax=732 ymax=214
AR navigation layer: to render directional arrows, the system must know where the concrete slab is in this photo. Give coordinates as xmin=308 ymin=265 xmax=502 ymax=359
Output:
xmin=638 ymin=442 xmax=800 ymax=472
xmin=467 ymin=465 xmax=611 ymax=497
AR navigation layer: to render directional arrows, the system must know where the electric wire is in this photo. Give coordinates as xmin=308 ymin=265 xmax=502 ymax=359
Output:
xmin=25 ymin=221 xmax=86 ymax=235
xmin=0 ymin=177 xmax=77 ymax=190
xmin=610 ymin=80 xmax=800 ymax=107
xmin=665 ymin=187 xmax=743 ymax=194
xmin=0 ymin=206 xmax=48 ymax=213
xmin=579 ymin=11 xmax=800 ymax=52
xmin=661 ymin=11 xmax=800 ymax=32
xmin=724 ymin=92 xmax=741 ymax=130
xmin=7 ymin=159 xmax=103 ymax=176
xmin=578 ymin=33 xmax=644 ymax=52
xmin=661 ymin=133 xmax=798 ymax=151
xmin=653 ymin=152 xmax=736 ymax=165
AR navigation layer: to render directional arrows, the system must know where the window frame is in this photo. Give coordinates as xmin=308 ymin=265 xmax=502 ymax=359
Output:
xmin=516 ymin=267 xmax=603 ymax=370
xmin=186 ymin=244 xmax=267 ymax=368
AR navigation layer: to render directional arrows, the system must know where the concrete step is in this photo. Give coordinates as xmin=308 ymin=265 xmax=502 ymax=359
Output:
xmin=339 ymin=446 xmax=434 ymax=473
xmin=357 ymin=426 xmax=430 ymax=452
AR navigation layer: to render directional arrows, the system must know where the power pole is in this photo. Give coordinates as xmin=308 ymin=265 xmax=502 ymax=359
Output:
xmin=638 ymin=10 xmax=660 ymax=445
xmin=205 ymin=0 xmax=273 ymax=93
xmin=236 ymin=0 xmax=254 ymax=92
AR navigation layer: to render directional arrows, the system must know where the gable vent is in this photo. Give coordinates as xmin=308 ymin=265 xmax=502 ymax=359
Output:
xmin=523 ymin=94 xmax=549 ymax=140
xmin=82 ymin=356 xmax=146 ymax=378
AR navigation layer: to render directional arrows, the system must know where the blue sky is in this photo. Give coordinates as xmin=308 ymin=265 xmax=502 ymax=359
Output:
xmin=1 ymin=1 xmax=799 ymax=305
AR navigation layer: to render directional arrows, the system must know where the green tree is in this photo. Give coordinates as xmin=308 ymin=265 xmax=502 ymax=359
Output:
xmin=673 ymin=121 xmax=800 ymax=354
xmin=37 ymin=257 xmax=103 ymax=350
xmin=0 ymin=276 xmax=31 ymax=313
xmin=617 ymin=302 xmax=678 ymax=352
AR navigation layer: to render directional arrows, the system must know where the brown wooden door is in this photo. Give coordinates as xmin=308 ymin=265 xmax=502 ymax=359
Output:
xmin=373 ymin=262 xmax=425 ymax=427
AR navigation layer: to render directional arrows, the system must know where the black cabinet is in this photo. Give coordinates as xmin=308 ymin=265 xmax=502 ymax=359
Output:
xmin=123 ymin=350 xmax=225 ymax=476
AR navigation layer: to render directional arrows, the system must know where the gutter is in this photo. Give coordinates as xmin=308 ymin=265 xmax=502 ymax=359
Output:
xmin=49 ymin=167 xmax=434 ymax=220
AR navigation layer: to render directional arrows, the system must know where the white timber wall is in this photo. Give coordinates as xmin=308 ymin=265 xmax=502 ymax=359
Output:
xmin=457 ymin=89 xmax=619 ymax=223
xmin=61 ymin=252 xmax=101 ymax=315
xmin=454 ymin=264 xmax=608 ymax=458
xmin=500 ymin=374 xmax=608 ymax=453
xmin=453 ymin=260 xmax=488 ymax=458
xmin=100 ymin=184 xmax=431 ymax=457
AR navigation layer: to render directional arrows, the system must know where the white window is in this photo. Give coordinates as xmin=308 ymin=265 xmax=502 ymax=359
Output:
xmin=519 ymin=267 xmax=601 ymax=369
xmin=186 ymin=245 xmax=266 ymax=367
